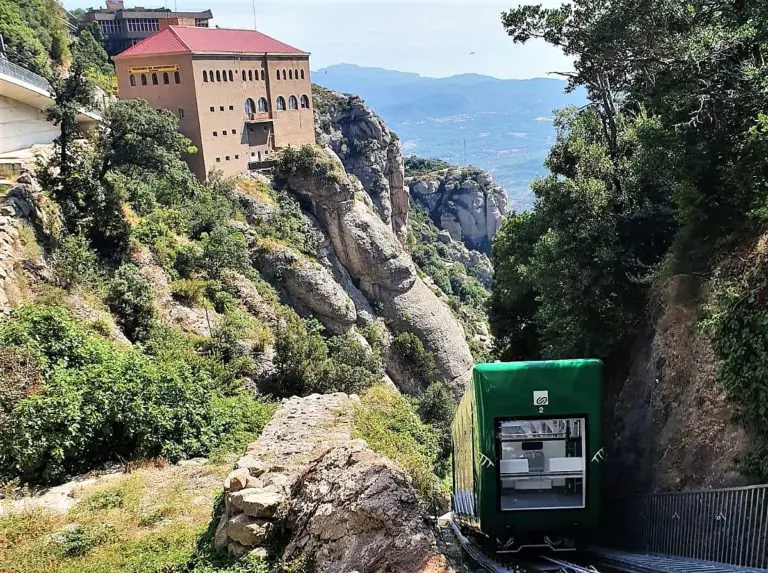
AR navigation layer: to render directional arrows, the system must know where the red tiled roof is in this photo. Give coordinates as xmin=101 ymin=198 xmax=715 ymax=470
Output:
xmin=114 ymin=26 xmax=306 ymax=59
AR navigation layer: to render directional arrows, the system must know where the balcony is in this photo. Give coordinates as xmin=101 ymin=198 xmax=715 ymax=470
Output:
xmin=248 ymin=159 xmax=277 ymax=171
xmin=245 ymin=112 xmax=271 ymax=122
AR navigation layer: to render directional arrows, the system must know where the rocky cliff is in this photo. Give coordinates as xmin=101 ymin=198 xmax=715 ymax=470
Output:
xmin=408 ymin=166 xmax=509 ymax=254
xmin=314 ymin=86 xmax=409 ymax=242
xmin=604 ymin=276 xmax=750 ymax=495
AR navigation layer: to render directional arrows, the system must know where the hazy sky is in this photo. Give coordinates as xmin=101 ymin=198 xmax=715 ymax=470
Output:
xmin=63 ymin=0 xmax=572 ymax=79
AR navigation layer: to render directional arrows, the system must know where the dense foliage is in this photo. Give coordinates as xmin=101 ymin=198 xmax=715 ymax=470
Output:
xmin=0 ymin=0 xmax=69 ymax=74
xmin=492 ymin=0 xmax=768 ymax=477
xmin=0 ymin=305 xmax=275 ymax=483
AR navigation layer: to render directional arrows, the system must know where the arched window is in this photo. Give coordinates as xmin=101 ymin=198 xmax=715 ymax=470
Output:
xmin=141 ymin=74 xmax=147 ymax=86
xmin=216 ymin=70 xmax=221 ymax=82
xmin=258 ymin=97 xmax=268 ymax=112
xmin=163 ymin=72 xmax=169 ymax=85
xmin=276 ymin=96 xmax=286 ymax=111
xmin=152 ymin=72 xmax=158 ymax=85
xmin=282 ymin=69 xmax=287 ymax=80
xmin=203 ymin=70 xmax=208 ymax=82
xmin=228 ymin=70 xmax=233 ymax=82
xmin=242 ymin=70 xmax=246 ymax=81
xmin=223 ymin=71 xmax=228 ymax=82
xmin=294 ymin=69 xmax=299 ymax=79
xmin=288 ymin=95 xmax=298 ymax=110
xmin=174 ymin=71 xmax=180 ymax=84
xmin=129 ymin=74 xmax=136 ymax=87
xmin=288 ymin=69 xmax=293 ymax=80
xmin=248 ymin=70 xmax=253 ymax=81
xmin=300 ymin=94 xmax=310 ymax=109
xmin=260 ymin=69 xmax=265 ymax=81
xmin=300 ymin=69 xmax=305 ymax=80
xmin=245 ymin=98 xmax=256 ymax=115
xmin=276 ymin=69 xmax=280 ymax=80
xmin=209 ymin=70 xmax=214 ymax=82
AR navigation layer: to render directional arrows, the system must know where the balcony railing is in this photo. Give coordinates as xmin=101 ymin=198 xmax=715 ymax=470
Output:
xmin=0 ymin=57 xmax=52 ymax=92
xmin=248 ymin=159 xmax=277 ymax=171
xmin=245 ymin=111 xmax=271 ymax=122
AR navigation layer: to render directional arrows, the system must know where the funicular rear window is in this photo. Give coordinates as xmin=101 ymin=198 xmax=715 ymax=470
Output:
xmin=497 ymin=417 xmax=586 ymax=511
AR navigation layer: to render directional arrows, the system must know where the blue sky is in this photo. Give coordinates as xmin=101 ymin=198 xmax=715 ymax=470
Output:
xmin=63 ymin=0 xmax=572 ymax=79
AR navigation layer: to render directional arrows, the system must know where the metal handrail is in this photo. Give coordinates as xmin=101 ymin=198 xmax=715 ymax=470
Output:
xmin=0 ymin=58 xmax=52 ymax=92
xmin=603 ymin=484 xmax=768 ymax=569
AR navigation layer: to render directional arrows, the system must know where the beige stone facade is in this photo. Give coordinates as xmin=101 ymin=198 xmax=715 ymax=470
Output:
xmin=114 ymin=27 xmax=315 ymax=180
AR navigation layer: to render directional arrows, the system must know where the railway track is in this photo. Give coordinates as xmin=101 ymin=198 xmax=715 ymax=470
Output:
xmin=448 ymin=515 xmax=767 ymax=573
xmin=448 ymin=515 xmax=600 ymax=573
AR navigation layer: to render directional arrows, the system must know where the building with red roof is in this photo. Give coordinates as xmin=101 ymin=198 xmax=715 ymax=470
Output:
xmin=113 ymin=23 xmax=315 ymax=180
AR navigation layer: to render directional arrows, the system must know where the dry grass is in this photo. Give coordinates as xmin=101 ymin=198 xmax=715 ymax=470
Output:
xmin=0 ymin=463 xmax=229 ymax=573
xmin=235 ymin=176 xmax=277 ymax=207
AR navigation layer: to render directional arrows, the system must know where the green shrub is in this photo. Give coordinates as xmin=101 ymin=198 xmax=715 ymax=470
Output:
xmin=0 ymin=305 xmax=275 ymax=484
xmin=107 ymin=263 xmax=157 ymax=342
xmin=269 ymin=313 xmax=382 ymax=397
xmin=353 ymin=385 xmax=444 ymax=509
xmin=52 ymin=234 xmax=99 ymax=289
xmin=392 ymin=332 xmax=437 ymax=386
xmin=204 ymin=280 xmax=238 ymax=314
xmin=208 ymin=311 xmax=273 ymax=362
xmin=174 ymin=242 xmax=204 ymax=278
xmin=417 ymin=382 xmax=456 ymax=477
xmin=201 ymin=226 xmax=251 ymax=278
xmin=170 ymin=278 xmax=208 ymax=307
xmin=404 ymin=156 xmax=450 ymax=176
xmin=51 ymin=523 xmax=114 ymax=558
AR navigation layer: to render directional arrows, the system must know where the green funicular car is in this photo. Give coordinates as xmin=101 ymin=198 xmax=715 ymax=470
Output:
xmin=451 ymin=359 xmax=603 ymax=553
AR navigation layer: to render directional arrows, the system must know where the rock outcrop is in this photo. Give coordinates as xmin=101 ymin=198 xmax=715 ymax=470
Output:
xmin=0 ymin=176 xmax=56 ymax=313
xmin=408 ymin=167 xmax=509 ymax=253
xmin=215 ymin=393 xmax=452 ymax=573
xmin=276 ymin=147 xmax=474 ymax=394
xmin=604 ymin=275 xmax=750 ymax=494
xmin=314 ymin=87 xmax=409 ymax=242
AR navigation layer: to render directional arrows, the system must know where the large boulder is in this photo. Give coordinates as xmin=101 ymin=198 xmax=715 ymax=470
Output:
xmin=215 ymin=393 xmax=451 ymax=572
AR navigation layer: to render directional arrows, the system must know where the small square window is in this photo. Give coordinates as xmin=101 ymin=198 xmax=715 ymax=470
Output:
xmin=232 ymin=129 xmax=237 ymax=134
xmin=229 ymin=105 xmax=234 ymax=110
xmin=225 ymin=156 xmax=230 ymax=161
xmin=210 ymin=106 xmax=214 ymax=112
xmin=220 ymin=106 xmax=224 ymax=111
xmin=216 ymin=157 xmax=221 ymax=162
xmin=235 ymin=154 xmax=239 ymax=159
xmin=213 ymin=131 xmax=217 ymax=136
xmin=223 ymin=130 xmax=227 ymax=135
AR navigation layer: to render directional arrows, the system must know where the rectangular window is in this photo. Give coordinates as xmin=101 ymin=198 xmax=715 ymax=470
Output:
xmin=213 ymin=132 xmax=217 ymax=136
xmin=220 ymin=106 xmax=224 ymax=111
xmin=229 ymin=105 xmax=234 ymax=110
xmin=235 ymin=154 xmax=239 ymax=159
xmin=497 ymin=417 xmax=586 ymax=511
xmin=225 ymin=156 xmax=230 ymax=161
xmin=210 ymin=106 xmax=215 ymax=112
xmin=178 ymin=108 xmax=184 ymax=118
xmin=232 ymin=129 xmax=237 ymax=134
xmin=222 ymin=130 xmax=227 ymax=135
xmin=216 ymin=157 xmax=221 ymax=163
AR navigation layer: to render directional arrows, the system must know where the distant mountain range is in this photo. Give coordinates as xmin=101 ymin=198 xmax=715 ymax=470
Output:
xmin=312 ymin=64 xmax=587 ymax=211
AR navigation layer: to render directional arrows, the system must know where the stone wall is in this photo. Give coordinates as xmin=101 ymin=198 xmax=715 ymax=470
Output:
xmin=214 ymin=393 xmax=451 ymax=572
